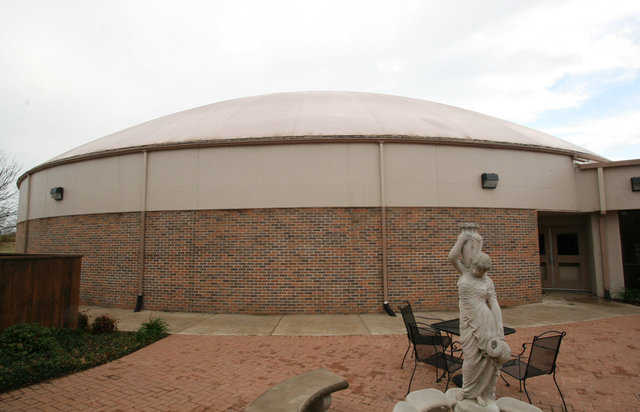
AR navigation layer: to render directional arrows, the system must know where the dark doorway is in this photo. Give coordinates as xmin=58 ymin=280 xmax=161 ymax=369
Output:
xmin=619 ymin=210 xmax=640 ymax=290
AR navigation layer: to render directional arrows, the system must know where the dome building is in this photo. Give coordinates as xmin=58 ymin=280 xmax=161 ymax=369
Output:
xmin=15 ymin=91 xmax=640 ymax=313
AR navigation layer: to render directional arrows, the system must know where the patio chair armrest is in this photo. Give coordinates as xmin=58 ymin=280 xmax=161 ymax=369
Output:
xmin=414 ymin=316 xmax=444 ymax=323
xmin=415 ymin=325 xmax=436 ymax=335
xmin=514 ymin=341 xmax=532 ymax=359
xmin=415 ymin=322 xmax=439 ymax=331
xmin=450 ymin=341 xmax=463 ymax=352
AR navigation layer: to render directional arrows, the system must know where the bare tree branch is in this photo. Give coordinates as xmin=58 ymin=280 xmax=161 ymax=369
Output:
xmin=0 ymin=152 xmax=21 ymax=234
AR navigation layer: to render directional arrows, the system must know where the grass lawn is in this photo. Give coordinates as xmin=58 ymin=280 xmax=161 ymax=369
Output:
xmin=0 ymin=321 xmax=168 ymax=393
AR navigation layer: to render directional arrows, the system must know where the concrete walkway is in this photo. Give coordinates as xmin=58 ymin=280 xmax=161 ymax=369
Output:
xmin=81 ymin=292 xmax=640 ymax=336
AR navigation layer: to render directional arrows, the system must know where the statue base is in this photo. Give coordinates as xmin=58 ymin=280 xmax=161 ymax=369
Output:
xmin=454 ymin=399 xmax=499 ymax=412
xmin=393 ymin=388 xmax=542 ymax=412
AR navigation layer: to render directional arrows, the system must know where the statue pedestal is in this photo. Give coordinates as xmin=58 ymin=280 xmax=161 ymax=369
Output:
xmin=393 ymin=388 xmax=542 ymax=412
xmin=454 ymin=399 xmax=499 ymax=412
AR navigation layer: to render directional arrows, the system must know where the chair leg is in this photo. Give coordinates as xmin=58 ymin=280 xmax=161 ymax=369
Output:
xmin=523 ymin=379 xmax=532 ymax=404
xmin=518 ymin=363 xmax=524 ymax=392
xmin=401 ymin=343 xmax=410 ymax=369
xmin=553 ymin=371 xmax=567 ymax=412
xmin=445 ymin=373 xmax=451 ymax=391
xmin=407 ymin=359 xmax=417 ymax=396
xmin=499 ymin=373 xmax=510 ymax=387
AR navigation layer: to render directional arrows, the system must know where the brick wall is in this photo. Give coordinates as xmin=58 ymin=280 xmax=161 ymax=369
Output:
xmin=18 ymin=213 xmax=141 ymax=308
xmin=15 ymin=222 xmax=25 ymax=253
xmin=17 ymin=207 xmax=541 ymax=313
xmin=386 ymin=208 xmax=541 ymax=309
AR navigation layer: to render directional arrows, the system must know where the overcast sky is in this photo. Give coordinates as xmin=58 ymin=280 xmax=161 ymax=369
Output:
xmin=2 ymin=0 xmax=640 ymax=173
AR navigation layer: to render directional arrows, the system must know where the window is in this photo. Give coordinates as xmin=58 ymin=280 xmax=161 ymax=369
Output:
xmin=557 ymin=233 xmax=579 ymax=255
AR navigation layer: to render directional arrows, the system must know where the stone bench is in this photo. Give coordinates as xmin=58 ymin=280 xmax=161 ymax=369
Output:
xmin=245 ymin=368 xmax=349 ymax=412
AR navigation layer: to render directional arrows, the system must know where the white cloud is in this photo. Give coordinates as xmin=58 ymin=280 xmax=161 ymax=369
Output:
xmin=1 ymin=0 xmax=640 ymax=169
xmin=546 ymin=109 xmax=640 ymax=158
xmin=431 ymin=0 xmax=640 ymax=122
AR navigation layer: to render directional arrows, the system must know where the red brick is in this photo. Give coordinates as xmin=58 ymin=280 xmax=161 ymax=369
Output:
xmin=16 ymin=207 xmax=541 ymax=313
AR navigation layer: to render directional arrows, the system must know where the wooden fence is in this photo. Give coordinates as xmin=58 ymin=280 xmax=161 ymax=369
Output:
xmin=0 ymin=254 xmax=82 ymax=331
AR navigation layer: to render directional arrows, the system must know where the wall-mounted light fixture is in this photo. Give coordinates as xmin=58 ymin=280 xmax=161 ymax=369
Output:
xmin=481 ymin=173 xmax=499 ymax=189
xmin=50 ymin=187 xmax=64 ymax=201
xmin=631 ymin=177 xmax=640 ymax=192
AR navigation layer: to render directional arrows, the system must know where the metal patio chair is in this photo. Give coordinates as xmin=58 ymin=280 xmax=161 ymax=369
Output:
xmin=399 ymin=301 xmax=453 ymax=369
xmin=501 ymin=330 xmax=567 ymax=412
xmin=400 ymin=304 xmax=462 ymax=395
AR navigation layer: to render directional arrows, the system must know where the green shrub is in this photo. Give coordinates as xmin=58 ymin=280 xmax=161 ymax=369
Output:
xmin=0 ymin=324 xmax=68 ymax=391
xmin=0 ymin=322 xmax=165 ymax=393
xmin=78 ymin=313 xmax=89 ymax=330
xmin=91 ymin=315 xmax=118 ymax=334
xmin=622 ymin=288 xmax=640 ymax=304
xmin=0 ymin=323 xmax=61 ymax=360
xmin=136 ymin=318 xmax=169 ymax=341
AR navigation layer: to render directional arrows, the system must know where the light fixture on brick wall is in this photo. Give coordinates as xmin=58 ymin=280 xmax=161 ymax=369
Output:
xmin=50 ymin=187 xmax=64 ymax=201
xmin=631 ymin=177 xmax=640 ymax=192
xmin=481 ymin=173 xmax=499 ymax=189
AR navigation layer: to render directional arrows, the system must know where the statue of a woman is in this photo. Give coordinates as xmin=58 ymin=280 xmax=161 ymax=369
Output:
xmin=448 ymin=224 xmax=510 ymax=408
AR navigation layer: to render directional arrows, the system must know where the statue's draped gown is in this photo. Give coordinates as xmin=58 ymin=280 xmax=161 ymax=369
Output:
xmin=458 ymin=270 xmax=502 ymax=401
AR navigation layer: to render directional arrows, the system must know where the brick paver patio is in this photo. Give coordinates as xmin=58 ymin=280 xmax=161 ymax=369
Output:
xmin=1 ymin=315 xmax=639 ymax=411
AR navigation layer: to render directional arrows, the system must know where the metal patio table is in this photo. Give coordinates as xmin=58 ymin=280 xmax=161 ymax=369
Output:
xmin=431 ymin=318 xmax=516 ymax=337
xmin=431 ymin=318 xmax=516 ymax=388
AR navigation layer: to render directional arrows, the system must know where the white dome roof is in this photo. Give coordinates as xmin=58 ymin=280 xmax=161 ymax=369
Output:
xmin=54 ymin=91 xmax=602 ymax=161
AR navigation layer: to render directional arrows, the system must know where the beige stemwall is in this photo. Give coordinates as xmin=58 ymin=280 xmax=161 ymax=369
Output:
xmin=588 ymin=212 xmax=626 ymax=298
xmin=19 ymin=153 xmax=144 ymax=222
xmin=17 ymin=175 xmax=30 ymax=222
xmin=385 ymin=144 xmax=582 ymax=210
xmin=146 ymin=143 xmax=380 ymax=211
xmin=603 ymin=165 xmax=640 ymax=211
xmin=589 ymin=214 xmax=605 ymax=297
xmin=605 ymin=212 xmax=626 ymax=296
xmin=18 ymin=143 xmax=604 ymax=221
xmin=575 ymin=168 xmax=599 ymax=212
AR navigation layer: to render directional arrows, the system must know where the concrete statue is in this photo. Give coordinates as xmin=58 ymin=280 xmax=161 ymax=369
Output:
xmin=394 ymin=224 xmax=541 ymax=412
xmin=448 ymin=223 xmax=511 ymax=411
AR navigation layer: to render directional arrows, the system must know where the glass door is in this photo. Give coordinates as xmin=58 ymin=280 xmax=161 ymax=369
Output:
xmin=549 ymin=226 xmax=589 ymax=290
xmin=619 ymin=211 xmax=640 ymax=290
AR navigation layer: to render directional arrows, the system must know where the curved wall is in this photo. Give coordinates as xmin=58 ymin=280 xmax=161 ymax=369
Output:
xmin=18 ymin=143 xmax=597 ymax=222
xmin=18 ymin=153 xmax=144 ymax=222
xmin=17 ymin=207 xmax=540 ymax=313
xmin=22 ymin=142 xmax=609 ymax=312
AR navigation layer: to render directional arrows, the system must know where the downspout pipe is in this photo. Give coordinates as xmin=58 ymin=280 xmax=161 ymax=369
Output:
xmin=22 ymin=174 xmax=32 ymax=253
xmin=596 ymin=167 xmax=610 ymax=299
xmin=379 ymin=142 xmax=395 ymax=316
xmin=135 ymin=151 xmax=149 ymax=312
